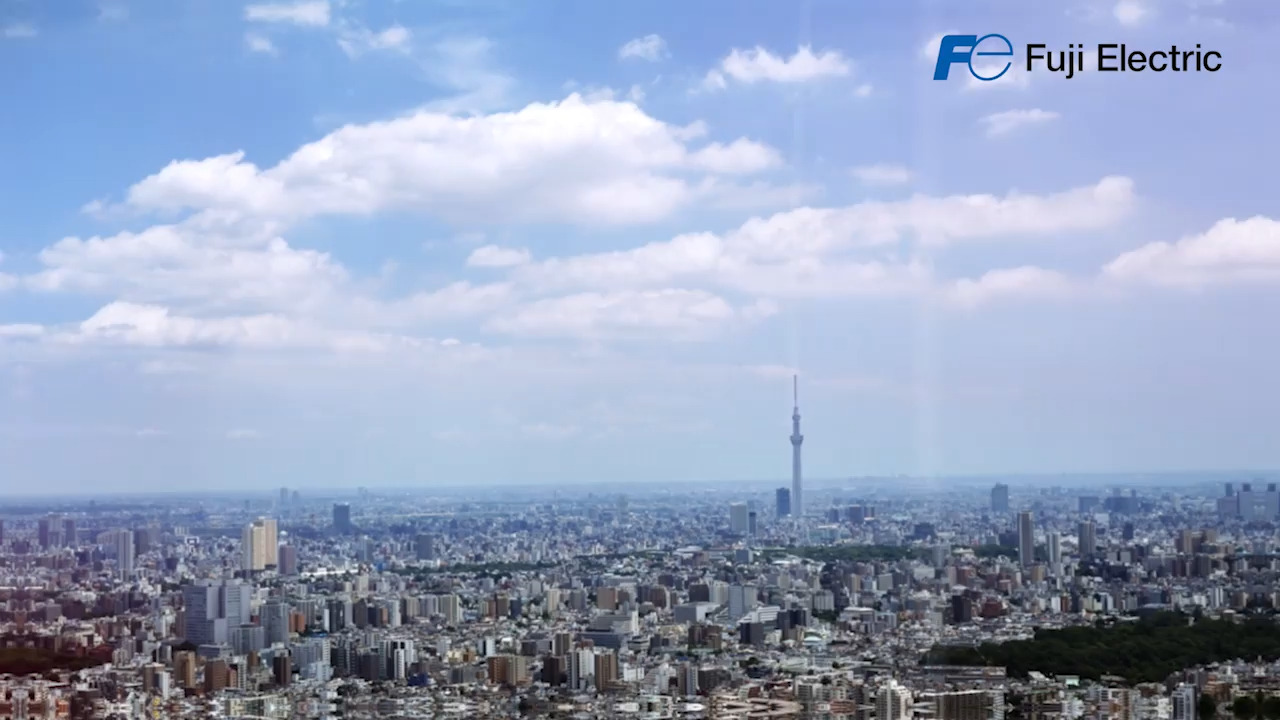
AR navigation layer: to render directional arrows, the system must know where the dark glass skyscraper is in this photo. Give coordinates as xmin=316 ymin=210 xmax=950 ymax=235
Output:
xmin=333 ymin=503 xmax=352 ymax=534
xmin=775 ymin=488 xmax=791 ymax=518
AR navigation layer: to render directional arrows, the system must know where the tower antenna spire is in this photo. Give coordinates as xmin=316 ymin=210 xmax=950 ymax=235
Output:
xmin=790 ymin=374 xmax=803 ymax=518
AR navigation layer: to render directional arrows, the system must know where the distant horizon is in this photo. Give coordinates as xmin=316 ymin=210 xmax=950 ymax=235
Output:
xmin=0 ymin=468 xmax=1268 ymax=501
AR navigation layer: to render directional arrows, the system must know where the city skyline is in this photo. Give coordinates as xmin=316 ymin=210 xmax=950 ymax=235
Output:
xmin=3 ymin=0 xmax=1278 ymax=490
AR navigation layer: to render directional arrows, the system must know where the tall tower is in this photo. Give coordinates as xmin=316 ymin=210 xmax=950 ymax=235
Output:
xmin=790 ymin=375 xmax=804 ymax=518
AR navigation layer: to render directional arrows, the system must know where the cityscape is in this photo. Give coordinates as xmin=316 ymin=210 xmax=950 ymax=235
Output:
xmin=3 ymin=0 xmax=1279 ymax=719
xmin=0 ymin=383 xmax=1278 ymax=718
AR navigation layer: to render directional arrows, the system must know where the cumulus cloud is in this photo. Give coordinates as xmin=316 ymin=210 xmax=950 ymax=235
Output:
xmin=947 ymin=266 xmax=1077 ymax=308
xmin=981 ymin=109 xmax=1060 ymax=137
xmin=244 ymin=1 xmax=330 ymax=26
xmin=511 ymin=176 xmax=1135 ymax=299
xmin=110 ymin=95 xmax=783 ymax=227
xmin=466 ymin=245 xmax=532 ymax=268
xmin=26 ymin=217 xmax=346 ymax=313
xmin=619 ymin=34 xmax=667 ymax=62
xmin=76 ymin=302 xmax=324 ymax=349
xmin=704 ymin=45 xmax=851 ymax=89
xmin=487 ymin=290 xmax=775 ymax=340
xmin=1103 ymin=216 xmax=1280 ymax=287
xmin=0 ymin=324 xmax=43 ymax=338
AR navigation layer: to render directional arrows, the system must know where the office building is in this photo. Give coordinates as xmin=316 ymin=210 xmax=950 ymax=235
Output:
xmin=729 ymin=503 xmax=749 ymax=533
xmin=1079 ymin=520 xmax=1097 ymax=558
xmin=1018 ymin=511 xmax=1035 ymax=568
xmin=333 ymin=503 xmax=353 ymax=534
xmin=877 ymin=680 xmax=914 ymax=720
xmin=775 ymin=488 xmax=791 ymax=518
xmin=1047 ymin=531 xmax=1062 ymax=571
xmin=242 ymin=517 xmax=278 ymax=572
xmin=117 ymin=529 xmax=135 ymax=577
xmin=991 ymin=484 xmax=1010 ymax=513
xmin=415 ymin=534 xmax=435 ymax=561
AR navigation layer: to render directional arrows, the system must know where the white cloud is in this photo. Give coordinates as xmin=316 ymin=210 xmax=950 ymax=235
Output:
xmin=27 ymin=217 xmax=346 ymax=313
xmin=1103 ymin=216 xmax=1280 ymax=287
xmin=337 ymin=24 xmax=411 ymax=58
xmin=705 ymin=45 xmax=852 ymax=89
xmin=110 ymin=94 xmax=784 ymax=227
xmin=852 ymin=163 xmax=912 ymax=187
xmin=1114 ymin=0 xmax=1152 ymax=25
xmin=245 ymin=33 xmax=279 ymax=55
xmin=0 ymin=252 xmax=13 ymax=293
xmin=487 ymin=290 xmax=773 ymax=340
xmin=980 ymin=109 xmax=1060 ymax=137
xmin=513 ymin=176 xmax=1134 ymax=299
xmin=244 ymin=1 xmax=330 ymax=27
xmin=76 ymin=302 xmax=320 ymax=349
xmin=417 ymin=37 xmax=513 ymax=115
xmin=947 ymin=266 xmax=1077 ymax=308
xmin=466 ymin=245 xmax=531 ymax=268
xmin=619 ymin=34 xmax=667 ymax=62
xmin=854 ymin=83 xmax=873 ymax=98
xmin=2 ymin=23 xmax=37 ymax=38
xmin=0 ymin=324 xmax=43 ymax=338
xmin=965 ymin=66 xmax=1031 ymax=91
xmin=919 ymin=31 xmax=959 ymax=61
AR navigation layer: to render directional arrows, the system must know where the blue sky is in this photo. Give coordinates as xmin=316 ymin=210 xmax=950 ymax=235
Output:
xmin=2 ymin=0 xmax=1279 ymax=493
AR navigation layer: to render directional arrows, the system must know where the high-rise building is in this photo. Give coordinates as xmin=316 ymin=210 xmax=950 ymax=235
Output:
xmin=415 ymin=534 xmax=435 ymax=561
xmin=263 ymin=600 xmax=291 ymax=645
xmin=1078 ymin=520 xmax=1097 ymax=558
xmin=729 ymin=503 xmax=749 ymax=533
xmin=182 ymin=584 xmax=228 ymax=647
xmin=221 ymin=582 xmax=252 ymax=626
xmin=242 ymin=518 xmax=278 ymax=572
xmin=117 ymin=529 xmax=135 ymax=577
xmin=37 ymin=516 xmax=55 ymax=549
xmin=333 ymin=503 xmax=353 ymax=534
xmin=594 ymin=651 xmax=620 ymax=691
xmin=775 ymin=488 xmax=791 ymax=518
xmin=747 ymin=511 xmax=757 ymax=536
xmin=877 ymin=680 xmax=914 ymax=720
xmin=991 ymin=484 xmax=1010 ymax=513
xmin=278 ymin=544 xmax=298 ymax=575
xmin=1018 ymin=511 xmax=1035 ymax=568
xmin=728 ymin=584 xmax=757 ymax=621
xmin=1172 ymin=684 xmax=1197 ymax=720
xmin=790 ymin=375 xmax=804 ymax=517
xmin=1047 ymin=531 xmax=1062 ymax=570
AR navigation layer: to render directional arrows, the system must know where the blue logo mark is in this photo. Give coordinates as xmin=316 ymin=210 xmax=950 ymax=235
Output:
xmin=933 ymin=34 xmax=1014 ymax=81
